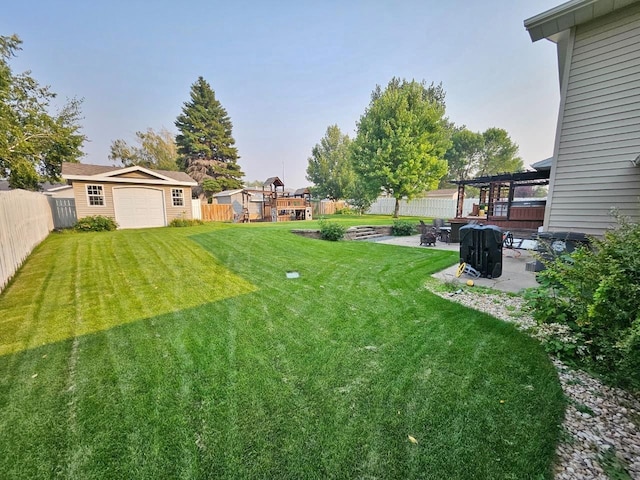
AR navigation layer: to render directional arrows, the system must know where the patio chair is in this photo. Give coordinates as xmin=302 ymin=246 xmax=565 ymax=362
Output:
xmin=419 ymin=220 xmax=437 ymax=246
xmin=432 ymin=218 xmax=451 ymax=243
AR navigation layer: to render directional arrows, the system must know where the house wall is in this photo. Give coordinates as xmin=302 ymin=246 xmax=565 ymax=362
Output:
xmin=547 ymin=3 xmax=640 ymax=236
xmin=72 ymin=181 xmax=193 ymax=224
xmin=73 ymin=181 xmax=116 ymax=219
xmin=164 ymin=186 xmax=193 ymax=220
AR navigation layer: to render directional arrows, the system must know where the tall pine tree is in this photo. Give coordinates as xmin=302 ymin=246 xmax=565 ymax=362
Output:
xmin=175 ymin=77 xmax=244 ymax=195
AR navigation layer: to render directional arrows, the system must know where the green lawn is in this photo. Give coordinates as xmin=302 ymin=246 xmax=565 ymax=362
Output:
xmin=0 ymin=220 xmax=564 ymax=479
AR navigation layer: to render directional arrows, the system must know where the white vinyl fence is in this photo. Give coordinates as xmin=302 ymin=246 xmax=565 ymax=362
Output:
xmin=367 ymin=197 xmax=478 ymax=218
xmin=191 ymin=198 xmax=202 ymax=220
xmin=0 ymin=190 xmax=54 ymax=292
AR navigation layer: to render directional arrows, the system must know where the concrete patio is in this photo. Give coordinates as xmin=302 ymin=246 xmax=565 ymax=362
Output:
xmin=375 ymin=234 xmax=539 ymax=294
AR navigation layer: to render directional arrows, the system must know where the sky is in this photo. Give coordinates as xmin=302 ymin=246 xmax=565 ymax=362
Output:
xmin=3 ymin=0 xmax=563 ymax=189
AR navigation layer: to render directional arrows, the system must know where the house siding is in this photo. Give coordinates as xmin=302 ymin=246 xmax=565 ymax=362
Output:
xmin=549 ymin=2 xmax=640 ymax=236
xmin=73 ymin=181 xmax=116 ymax=219
xmin=165 ymin=187 xmax=193 ymax=220
xmin=112 ymin=171 xmax=159 ymax=180
xmin=73 ymin=181 xmax=193 ymax=224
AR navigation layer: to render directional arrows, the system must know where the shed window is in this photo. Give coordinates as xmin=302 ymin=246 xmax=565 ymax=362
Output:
xmin=86 ymin=185 xmax=104 ymax=206
xmin=172 ymin=188 xmax=184 ymax=207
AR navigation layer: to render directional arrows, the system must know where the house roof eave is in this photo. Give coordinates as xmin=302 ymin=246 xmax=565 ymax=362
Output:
xmin=99 ymin=164 xmax=179 ymax=183
xmin=524 ymin=0 xmax=639 ymax=42
xmin=62 ymin=174 xmax=197 ymax=187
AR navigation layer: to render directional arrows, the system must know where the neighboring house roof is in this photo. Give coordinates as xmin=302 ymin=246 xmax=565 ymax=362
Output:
xmin=61 ymin=162 xmax=197 ymax=186
xmin=0 ymin=180 xmax=68 ymax=192
xmin=524 ymin=0 xmax=640 ymax=41
xmin=425 ymin=189 xmax=457 ymax=199
xmin=531 ymin=158 xmax=553 ymax=171
xmin=211 ymin=189 xmax=247 ymax=197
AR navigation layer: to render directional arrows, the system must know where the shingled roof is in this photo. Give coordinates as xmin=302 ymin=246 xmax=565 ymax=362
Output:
xmin=62 ymin=162 xmax=196 ymax=184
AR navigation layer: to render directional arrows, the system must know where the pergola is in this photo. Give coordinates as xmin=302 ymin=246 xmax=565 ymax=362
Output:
xmin=452 ymin=170 xmax=550 ymax=226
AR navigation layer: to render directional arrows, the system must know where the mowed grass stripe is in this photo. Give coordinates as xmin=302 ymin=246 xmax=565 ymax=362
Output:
xmin=0 ymin=227 xmax=256 ymax=356
xmin=0 ymin=222 xmax=564 ymax=479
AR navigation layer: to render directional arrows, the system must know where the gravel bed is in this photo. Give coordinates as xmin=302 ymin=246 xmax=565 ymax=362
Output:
xmin=428 ymin=286 xmax=640 ymax=480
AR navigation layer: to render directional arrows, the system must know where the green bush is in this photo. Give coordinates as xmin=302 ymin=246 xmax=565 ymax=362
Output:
xmin=169 ymin=218 xmax=204 ymax=227
xmin=391 ymin=220 xmax=415 ymax=236
xmin=524 ymin=214 xmax=640 ymax=391
xmin=335 ymin=207 xmax=354 ymax=215
xmin=318 ymin=219 xmax=346 ymax=241
xmin=74 ymin=215 xmax=118 ymax=232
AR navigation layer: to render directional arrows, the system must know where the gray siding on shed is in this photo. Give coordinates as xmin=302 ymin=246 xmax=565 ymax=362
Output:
xmin=548 ymin=2 xmax=640 ymax=235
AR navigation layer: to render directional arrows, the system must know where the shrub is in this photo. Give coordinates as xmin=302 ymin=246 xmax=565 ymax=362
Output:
xmin=391 ymin=220 xmax=415 ymax=236
xmin=318 ymin=219 xmax=346 ymax=241
xmin=74 ymin=215 xmax=118 ymax=232
xmin=335 ymin=207 xmax=354 ymax=215
xmin=169 ymin=218 xmax=204 ymax=227
xmin=524 ymin=214 xmax=640 ymax=391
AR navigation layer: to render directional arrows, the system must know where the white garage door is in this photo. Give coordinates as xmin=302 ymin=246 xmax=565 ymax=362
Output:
xmin=113 ymin=187 xmax=166 ymax=229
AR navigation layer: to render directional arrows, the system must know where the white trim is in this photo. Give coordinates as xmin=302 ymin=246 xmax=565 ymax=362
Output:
xmin=63 ymin=174 xmax=196 ymax=186
xmin=99 ymin=165 xmax=178 ymax=182
xmin=525 ymin=0 xmax=640 ymax=42
xmin=525 ymin=0 xmax=599 ymax=29
xmin=171 ymin=188 xmax=185 ymax=207
xmin=86 ymin=184 xmax=106 ymax=207
xmin=102 ymin=165 xmax=173 ymax=180
xmin=46 ymin=185 xmax=73 ymax=192
xmin=544 ymin=27 xmax=577 ymax=231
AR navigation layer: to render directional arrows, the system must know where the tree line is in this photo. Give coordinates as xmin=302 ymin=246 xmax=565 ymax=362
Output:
xmin=306 ymin=78 xmax=523 ymax=217
xmin=2 ymin=34 xmax=522 ymax=213
xmin=1 ymin=35 xmax=243 ymax=198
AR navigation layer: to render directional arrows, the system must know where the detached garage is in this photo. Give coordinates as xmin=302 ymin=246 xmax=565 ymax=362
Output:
xmin=113 ymin=187 xmax=166 ymax=229
xmin=62 ymin=163 xmax=198 ymax=229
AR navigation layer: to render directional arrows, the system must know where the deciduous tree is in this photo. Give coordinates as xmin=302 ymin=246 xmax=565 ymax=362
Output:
xmin=352 ymin=78 xmax=451 ymax=217
xmin=442 ymin=127 xmax=484 ymax=185
xmin=478 ymin=127 xmax=522 ymax=177
xmin=441 ymin=127 xmax=523 ymax=186
xmin=0 ymin=34 xmax=85 ymax=190
xmin=109 ymin=127 xmax=178 ymax=171
xmin=306 ymin=125 xmax=354 ymax=200
xmin=175 ymin=77 xmax=243 ymax=196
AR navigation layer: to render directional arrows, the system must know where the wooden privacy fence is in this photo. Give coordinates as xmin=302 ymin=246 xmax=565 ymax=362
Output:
xmin=201 ymin=204 xmax=234 ymax=222
xmin=0 ymin=190 xmax=54 ymax=292
xmin=367 ymin=197 xmax=478 ymax=218
xmin=312 ymin=200 xmax=346 ymax=216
